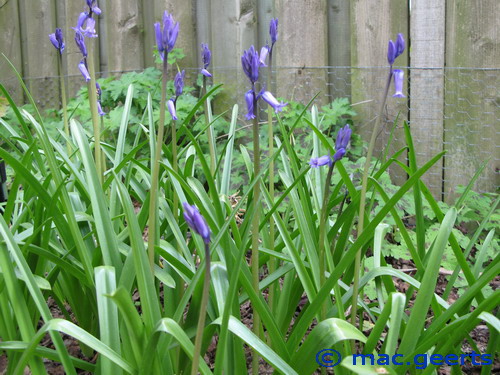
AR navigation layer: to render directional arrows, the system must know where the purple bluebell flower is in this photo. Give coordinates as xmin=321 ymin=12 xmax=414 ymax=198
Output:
xmin=78 ymin=60 xmax=90 ymax=81
xmin=333 ymin=124 xmax=351 ymax=161
xmin=245 ymin=90 xmax=256 ymax=120
xmin=49 ymin=28 xmax=65 ymax=54
xmin=395 ymin=34 xmax=405 ymax=59
xmin=154 ymin=11 xmax=179 ymax=60
xmin=97 ymin=101 xmax=105 ymax=116
xmin=387 ymin=34 xmax=405 ymax=65
xmin=392 ymin=69 xmax=405 ymax=98
xmin=86 ymin=0 xmax=101 ymax=15
xmin=183 ymin=203 xmax=210 ymax=244
xmin=309 ymin=155 xmax=332 ymax=168
xmin=74 ymin=12 xmax=97 ymax=38
xmin=270 ymin=18 xmax=278 ymax=45
xmin=168 ymin=99 xmax=178 ymax=120
xmin=74 ymin=30 xmax=87 ymax=57
xmin=260 ymin=90 xmax=287 ymax=113
xmin=201 ymin=43 xmax=212 ymax=77
xmin=259 ymin=45 xmax=269 ymax=67
xmin=174 ymin=70 xmax=185 ymax=98
xmin=241 ymin=46 xmax=260 ymax=84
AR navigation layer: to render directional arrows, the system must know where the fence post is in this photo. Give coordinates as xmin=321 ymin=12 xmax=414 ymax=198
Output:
xmin=444 ymin=0 xmax=500 ymax=202
xmin=350 ymin=0 xmax=409 ymax=187
xmin=410 ymin=0 xmax=446 ymax=200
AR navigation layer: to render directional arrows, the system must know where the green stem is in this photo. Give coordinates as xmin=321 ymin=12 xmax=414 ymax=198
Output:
xmin=86 ymin=39 xmax=102 ymax=183
xmin=318 ymin=161 xmax=336 ymax=320
xmin=147 ymin=55 xmax=169 ymax=271
xmin=202 ymin=76 xmax=216 ymax=176
xmin=58 ymin=54 xmax=70 ymax=155
xmin=351 ymin=68 xmax=393 ymax=329
xmin=191 ymin=243 xmax=211 ymax=375
xmin=267 ymin=55 xmax=276 ymax=313
xmin=251 ymin=93 xmax=261 ymax=375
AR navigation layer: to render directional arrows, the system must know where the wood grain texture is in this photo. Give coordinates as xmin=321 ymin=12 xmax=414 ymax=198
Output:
xmin=275 ymin=0 xmax=328 ymax=105
xmin=0 ymin=0 xmax=23 ymax=103
xmin=103 ymin=1 xmax=144 ymax=74
xmin=350 ymin=0 xmax=409 ymax=186
xmin=410 ymin=0 xmax=445 ymax=199
xmin=18 ymin=0 xmax=59 ymax=109
xmin=327 ymin=0 xmax=351 ymax=99
xmin=444 ymin=0 xmax=499 ymax=202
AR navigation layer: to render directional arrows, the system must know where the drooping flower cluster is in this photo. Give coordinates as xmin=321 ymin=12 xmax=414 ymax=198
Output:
xmin=168 ymin=70 xmax=185 ymax=120
xmin=72 ymin=1 xmax=105 ymax=115
xmin=200 ymin=43 xmax=212 ymax=77
xmin=387 ymin=33 xmax=406 ymax=98
xmin=154 ymin=11 xmax=179 ymax=61
xmin=241 ymin=18 xmax=286 ymax=120
xmin=183 ymin=203 xmax=210 ymax=244
xmin=309 ymin=125 xmax=351 ymax=168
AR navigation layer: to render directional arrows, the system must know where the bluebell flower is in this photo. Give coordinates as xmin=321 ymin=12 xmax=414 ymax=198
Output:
xmin=78 ymin=60 xmax=90 ymax=81
xmin=245 ymin=90 xmax=256 ymax=120
xmin=154 ymin=11 xmax=179 ymax=60
xmin=241 ymin=46 xmax=260 ymax=84
xmin=270 ymin=18 xmax=278 ymax=46
xmin=201 ymin=43 xmax=212 ymax=77
xmin=260 ymin=90 xmax=287 ymax=113
xmin=392 ymin=69 xmax=405 ymax=98
xmin=333 ymin=124 xmax=351 ymax=161
xmin=387 ymin=34 xmax=405 ymax=65
xmin=259 ymin=45 xmax=269 ymax=67
xmin=309 ymin=155 xmax=332 ymax=168
xmin=168 ymin=99 xmax=178 ymax=120
xmin=86 ymin=0 xmax=101 ymax=15
xmin=183 ymin=203 xmax=210 ymax=244
xmin=74 ymin=12 xmax=97 ymax=38
xmin=49 ymin=28 xmax=65 ymax=54
xmin=174 ymin=70 xmax=185 ymax=98
xmin=74 ymin=30 xmax=87 ymax=57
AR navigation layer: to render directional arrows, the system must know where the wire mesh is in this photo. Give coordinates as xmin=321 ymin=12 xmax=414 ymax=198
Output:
xmin=2 ymin=66 xmax=499 ymax=196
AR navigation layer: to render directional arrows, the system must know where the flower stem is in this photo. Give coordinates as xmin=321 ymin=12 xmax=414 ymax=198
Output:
xmin=86 ymin=39 xmax=102 ymax=183
xmin=191 ymin=243 xmax=211 ymax=375
xmin=148 ymin=55 xmax=169 ymax=271
xmin=57 ymin=54 xmax=70 ymax=155
xmin=267 ymin=54 xmax=276 ymax=313
xmin=251 ymin=93 xmax=261 ymax=375
xmin=351 ymin=68 xmax=393 ymax=329
xmin=202 ymin=76 xmax=216 ymax=176
xmin=318 ymin=161 xmax=336 ymax=320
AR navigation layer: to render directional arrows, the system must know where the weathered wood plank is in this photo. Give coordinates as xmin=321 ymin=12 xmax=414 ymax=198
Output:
xmin=350 ymin=0 xmax=409 ymax=186
xmin=327 ymin=0 xmax=351 ymax=99
xmin=444 ymin=0 xmax=499 ymax=202
xmin=209 ymin=0 xmax=257 ymax=107
xmin=410 ymin=0 xmax=446 ymax=199
xmin=103 ymin=1 xmax=144 ymax=73
xmin=0 ymin=0 xmax=23 ymax=103
xmin=18 ymin=0 xmax=59 ymax=109
xmin=275 ymin=0 xmax=328 ymax=105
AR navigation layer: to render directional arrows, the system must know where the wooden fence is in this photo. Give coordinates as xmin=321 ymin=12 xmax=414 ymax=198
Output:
xmin=0 ymin=0 xmax=498 ymax=201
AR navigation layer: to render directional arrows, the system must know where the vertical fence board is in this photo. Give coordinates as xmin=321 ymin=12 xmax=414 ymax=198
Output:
xmin=210 ymin=0 xmax=257 ymax=108
xmin=275 ymin=0 xmax=328 ymax=105
xmin=195 ymin=0 xmax=212 ymax=69
xmin=327 ymin=0 xmax=351 ymax=99
xmin=410 ymin=0 xmax=446 ymax=199
xmin=444 ymin=0 xmax=500 ymax=202
xmin=18 ymin=0 xmax=59 ymax=109
xmin=167 ymin=0 xmax=197 ymax=69
xmin=0 ymin=0 xmax=23 ymax=103
xmin=350 ymin=0 xmax=409 ymax=186
xmin=103 ymin=1 xmax=144 ymax=74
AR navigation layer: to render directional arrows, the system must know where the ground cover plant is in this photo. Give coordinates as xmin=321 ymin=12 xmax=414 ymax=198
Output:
xmin=0 ymin=3 xmax=498 ymax=374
